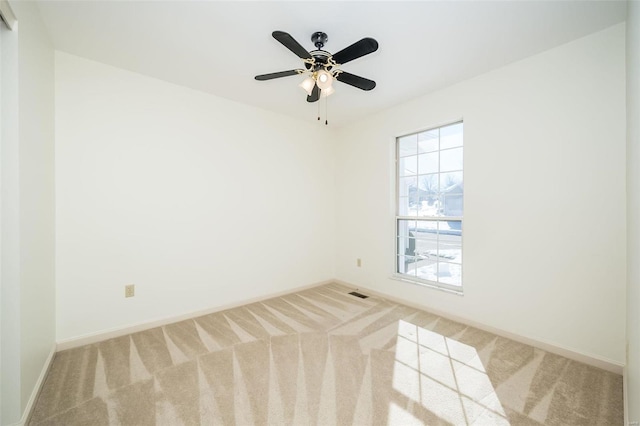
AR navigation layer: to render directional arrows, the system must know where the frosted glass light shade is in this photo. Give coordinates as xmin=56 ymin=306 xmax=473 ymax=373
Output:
xmin=320 ymin=86 xmax=335 ymax=98
xmin=298 ymin=77 xmax=315 ymax=96
xmin=316 ymin=69 xmax=333 ymax=90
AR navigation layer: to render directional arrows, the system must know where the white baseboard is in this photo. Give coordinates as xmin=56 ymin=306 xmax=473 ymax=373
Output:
xmin=336 ymin=279 xmax=624 ymax=375
xmin=56 ymin=277 xmax=624 ymax=375
xmin=56 ymin=279 xmax=334 ymax=351
xmin=13 ymin=343 xmax=57 ymax=426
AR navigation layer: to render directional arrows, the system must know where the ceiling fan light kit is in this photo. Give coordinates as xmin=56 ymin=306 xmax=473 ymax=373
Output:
xmin=255 ymin=30 xmax=379 ymax=124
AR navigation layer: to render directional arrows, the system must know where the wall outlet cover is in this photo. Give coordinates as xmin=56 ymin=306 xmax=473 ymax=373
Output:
xmin=125 ymin=284 xmax=135 ymax=298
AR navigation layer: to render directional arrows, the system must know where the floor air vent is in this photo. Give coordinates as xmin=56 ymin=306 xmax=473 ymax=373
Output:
xmin=348 ymin=291 xmax=369 ymax=299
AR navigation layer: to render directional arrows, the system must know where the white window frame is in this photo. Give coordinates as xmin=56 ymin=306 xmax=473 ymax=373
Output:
xmin=394 ymin=121 xmax=464 ymax=293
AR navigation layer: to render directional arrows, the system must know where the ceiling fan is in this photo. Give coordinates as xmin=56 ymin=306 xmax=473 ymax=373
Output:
xmin=255 ymin=31 xmax=378 ymax=103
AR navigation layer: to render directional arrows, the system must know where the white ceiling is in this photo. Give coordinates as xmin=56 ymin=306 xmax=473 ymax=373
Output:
xmin=36 ymin=1 xmax=627 ymax=127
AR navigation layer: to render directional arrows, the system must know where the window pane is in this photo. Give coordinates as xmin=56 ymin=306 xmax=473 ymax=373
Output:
xmin=441 ymin=195 xmax=463 ymax=218
xmin=414 ymin=221 xmax=438 ymax=259
xmin=440 ymin=147 xmax=463 ymax=172
xmin=398 ymin=256 xmax=417 ymax=276
xmin=398 ymin=237 xmax=417 ymax=257
xmin=414 ymin=220 xmax=437 ymax=238
xmin=439 ymin=171 xmax=463 ymax=192
xmin=399 ymin=155 xmax=417 ymax=176
xmin=399 ymin=176 xmax=417 ymax=197
xmin=416 ymin=174 xmax=439 ymax=216
xmin=410 ymin=197 xmax=421 ymax=216
xmin=438 ymin=227 xmax=462 ymax=263
xmin=398 ymin=196 xmax=410 ymax=216
xmin=437 ymin=262 xmax=462 ymax=286
xmin=397 ymin=220 xmax=415 ymax=239
xmin=411 ymin=200 xmax=423 ymax=216
xmin=416 ymin=262 xmax=438 ymax=282
xmin=440 ymin=123 xmax=463 ymax=149
xmin=418 ymin=152 xmax=438 ymax=175
xmin=418 ymin=129 xmax=439 ymax=153
xmin=398 ymin=135 xmax=417 ymax=157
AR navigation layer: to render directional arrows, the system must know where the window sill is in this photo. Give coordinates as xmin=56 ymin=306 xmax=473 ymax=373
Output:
xmin=390 ymin=274 xmax=464 ymax=296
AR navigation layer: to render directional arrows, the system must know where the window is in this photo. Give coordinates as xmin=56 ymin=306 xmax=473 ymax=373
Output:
xmin=395 ymin=122 xmax=463 ymax=291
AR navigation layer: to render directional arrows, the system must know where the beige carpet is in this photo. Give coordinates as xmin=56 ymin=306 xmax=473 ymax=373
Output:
xmin=29 ymin=282 xmax=622 ymax=425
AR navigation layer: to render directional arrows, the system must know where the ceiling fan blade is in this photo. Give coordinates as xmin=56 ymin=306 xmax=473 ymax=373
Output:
xmin=331 ymin=38 xmax=378 ymax=65
xmin=272 ymin=31 xmax=312 ymax=60
xmin=336 ymin=72 xmax=376 ymax=91
xmin=255 ymin=69 xmax=302 ymax=81
xmin=307 ymin=84 xmax=320 ymax=102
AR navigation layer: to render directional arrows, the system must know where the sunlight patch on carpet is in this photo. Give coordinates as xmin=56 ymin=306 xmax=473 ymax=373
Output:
xmin=392 ymin=320 xmax=509 ymax=425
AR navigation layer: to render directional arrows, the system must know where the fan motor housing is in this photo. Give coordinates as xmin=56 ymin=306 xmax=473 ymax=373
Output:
xmin=308 ymin=49 xmax=332 ymax=71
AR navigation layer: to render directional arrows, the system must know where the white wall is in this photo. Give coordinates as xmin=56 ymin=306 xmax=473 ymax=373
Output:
xmin=15 ymin=0 xmax=56 ymax=416
xmin=1 ymin=10 xmax=21 ymax=425
xmin=334 ymin=24 xmax=627 ymax=365
xmin=55 ymin=52 xmax=335 ymax=342
xmin=626 ymin=0 xmax=640 ymax=421
xmin=0 ymin=1 xmax=55 ymax=424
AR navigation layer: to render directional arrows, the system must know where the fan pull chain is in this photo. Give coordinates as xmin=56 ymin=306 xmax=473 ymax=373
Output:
xmin=317 ymin=92 xmax=321 ymax=121
xmin=325 ymin=93 xmax=328 ymax=126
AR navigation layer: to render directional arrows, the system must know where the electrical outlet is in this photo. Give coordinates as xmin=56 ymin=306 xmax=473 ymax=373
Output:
xmin=357 ymin=258 xmax=362 ymax=267
xmin=125 ymin=284 xmax=135 ymax=298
